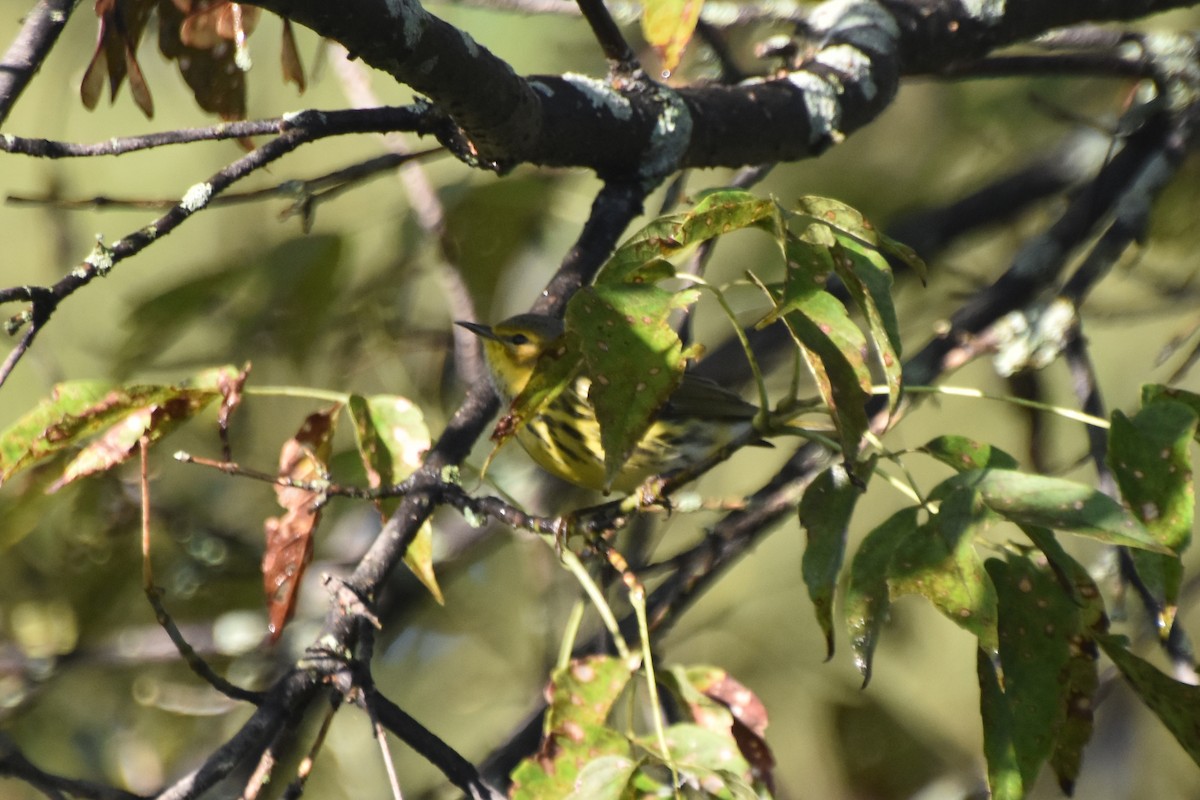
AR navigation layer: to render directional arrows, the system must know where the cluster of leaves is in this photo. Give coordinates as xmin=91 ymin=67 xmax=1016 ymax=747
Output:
xmin=801 ymin=389 xmax=1200 ymax=797
xmin=6 ymin=188 xmax=1200 ymax=798
xmin=0 ymin=367 xmax=436 ymax=643
xmin=510 ymin=656 xmax=775 ymax=798
xmin=494 ymin=189 xmax=921 ymax=491
xmin=83 ymin=0 xmax=305 ymax=119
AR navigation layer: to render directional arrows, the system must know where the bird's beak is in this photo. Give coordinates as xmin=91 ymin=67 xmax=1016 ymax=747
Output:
xmin=455 ymin=320 xmax=497 ymax=340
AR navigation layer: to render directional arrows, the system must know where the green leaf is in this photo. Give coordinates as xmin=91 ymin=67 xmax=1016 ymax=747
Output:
xmin=954 ymin=469 xmax=1172 ymax=554
xmin=566 ymin=285 xmax=693 ymax=491
xmin=987 ymin=555 xmax=1082 ymax=789
xmin=596 ymin=190 xmax=778 ymax=285
xmin=1141 ymin=384 xmax=1200 ymax=442
xmin=0 ymin=367 xmax=241 ymax=487
xmin=920 ymin=435 xmax=1019 ymax=472
xmin=888 ymin=488 xmax=998 ymax=651
xmin=564 ymin=755 xmax=638 ymax=800
xmin=845 ymin=506 xmax=920 ymax=684
xmin=641 ymin=0 xmax=704 ymax=73
xmin=829 ymin=236 xmax=903 ymax=415
xmin=1098 ymin=634 xmax=1200 ymax=770
xmin=510 ymin=656 xmax=636 ymax=800
xmin=766 ymin=236 xmax=871 ymax=462
xmin=978 ymin=649 xmax=1026 ymax=800
xmin=660 ymin=722 xmax=752 ymax=783
xmin=0 ymin=381 xmax=116 ymax=484
xmin=790 ymin=195 xmax=927 ymax=281
xmin=347 ymin=394 xmax=440 ymax=603
xmin=1108 ymin=400 xmax=1196 ymax=629
xmin=801 ymin=462 xmax=871 ymax=659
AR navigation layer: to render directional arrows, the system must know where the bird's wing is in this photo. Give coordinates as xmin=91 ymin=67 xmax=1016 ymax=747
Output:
xmin=662 ymin=373 xmax=759 ymax=420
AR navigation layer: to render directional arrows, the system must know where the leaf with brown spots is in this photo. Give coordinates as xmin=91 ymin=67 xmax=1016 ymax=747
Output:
xmin=509 ymin=655 xmax=635 ymax=800
xmin=48 ymin=393 xmax=210 ymax=492
xmin=671 ymin=665 xmax=776 ymax=793
xmin=887 ymin=486 xmax=999 ymax=651
xmin=0 ymin=367 xmax=242 ymax=487
xmin=566 ymin=283 xmax=696 ymax=491
xmin=1108 ymin=399 xmax=1196 ymax=633
xmin=262 ymin=405 xmax=338 ymax=642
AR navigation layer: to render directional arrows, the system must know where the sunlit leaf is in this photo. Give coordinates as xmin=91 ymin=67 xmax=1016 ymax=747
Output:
xmin=348 ymin=394 xmax=439 ymax=602
xmin=951 ymin=469 xmax=1172 ymax=554
xmin=766 ymin=236 xmax=871 ymax=462
xmin=1108 ymin=400 xmax=1196 ymax=633
xmin=642 ymin=0 xmax=704 ymax=74
xmin=596 ymin=190 xmax=778 ymax=285
xmin=668 ymin=665 xmax=775 ymax=791
xmin=566 ymin=284 xmax=695 ymax=491
xmin=509 ymin=656 xmax=635 ymax=800
xmin=791 ymin=195 xmax=927 ymax=281
xmin=1 ymin=367 xmax=241 ymax=486
xmin=829 ymin=237 xmax=902 ymax=415
xmin=920 ymin=435 xmax=1019 ymax=472
xmin=888 ymin=488 xmax=998 ymax=651
xmin=48 ymin=393 xmax=211 ymax=492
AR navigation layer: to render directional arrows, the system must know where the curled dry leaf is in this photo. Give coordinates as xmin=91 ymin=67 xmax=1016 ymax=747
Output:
xmin=262 ymin=405 xmax=339 ymax=642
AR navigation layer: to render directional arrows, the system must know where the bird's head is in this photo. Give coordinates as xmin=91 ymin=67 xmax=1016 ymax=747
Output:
xmin=456 ymin=314 xmax=565 ymax=399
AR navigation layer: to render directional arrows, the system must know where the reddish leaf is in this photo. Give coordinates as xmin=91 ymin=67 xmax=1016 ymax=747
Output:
xmin=81 ymin=0 xmax=157 ymax=117
xmin=48 ymin=394 xmax=209 ymax=492
xmin=159 ymin=1 xmax=247 ymax=120
xmin=262 ymin=405 xmax=339 ymax=642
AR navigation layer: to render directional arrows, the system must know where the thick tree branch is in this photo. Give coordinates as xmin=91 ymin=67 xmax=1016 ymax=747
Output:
xmin=244 ymin=0 xmax=1200 ymax=178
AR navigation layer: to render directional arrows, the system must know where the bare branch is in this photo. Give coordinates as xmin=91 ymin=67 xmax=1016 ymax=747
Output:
xmin=0 ymin=0 xmax=80 ymax=126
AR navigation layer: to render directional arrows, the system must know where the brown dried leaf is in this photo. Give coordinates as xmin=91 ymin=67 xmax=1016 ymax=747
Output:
xmin=280 ymin=18 xmax=306 ymax=93
xmin=215 ymin=362 xmax=250 ymax=457
xmin=48 ymin=395 xmax=207 ymax=492
xmin=262 ymin=405 xmax=339 ymax=642
xmin=159 ymin=0 xmax=247 ymax=120
xmin=81 ymin=0 xmax=157 ymax=117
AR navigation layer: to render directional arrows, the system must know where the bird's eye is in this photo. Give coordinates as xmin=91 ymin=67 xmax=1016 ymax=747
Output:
xmin=509 ymin=333 xmax=530 ymax=345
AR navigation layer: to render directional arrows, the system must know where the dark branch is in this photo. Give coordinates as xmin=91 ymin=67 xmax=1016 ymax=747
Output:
xmin=0 ymin=0 xmax=80 ymax=126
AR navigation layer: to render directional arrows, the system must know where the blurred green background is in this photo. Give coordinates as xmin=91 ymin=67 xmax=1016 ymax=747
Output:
xmin=2 ymin=2 xmax=1200 ymax=798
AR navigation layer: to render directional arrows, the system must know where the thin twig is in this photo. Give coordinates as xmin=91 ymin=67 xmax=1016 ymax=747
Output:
xmin=575 ymin=0 xmax=642 ymax=79
xmin=141 ymin=442 xmax=267 ymax=705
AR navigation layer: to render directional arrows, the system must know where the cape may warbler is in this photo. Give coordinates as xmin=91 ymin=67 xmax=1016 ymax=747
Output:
xmin=458 ymin=314 xmax=760 ymax=493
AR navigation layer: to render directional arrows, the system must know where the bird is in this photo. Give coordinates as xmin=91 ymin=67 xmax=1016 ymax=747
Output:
xmin=457 ymin=313 xmax=763 ymax=494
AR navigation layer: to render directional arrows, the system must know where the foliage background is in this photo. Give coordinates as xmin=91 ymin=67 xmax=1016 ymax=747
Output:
xmin=2 ymin=2 xmax=1200 ymax=798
